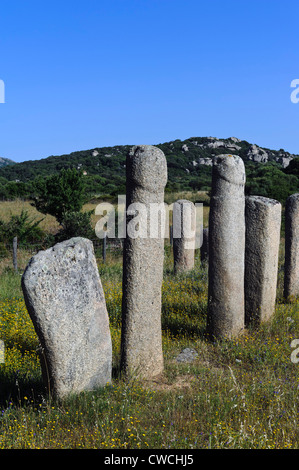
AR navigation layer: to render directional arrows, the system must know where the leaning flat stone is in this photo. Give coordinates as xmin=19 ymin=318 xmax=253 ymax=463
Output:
xmin=22 ymin=237 xmax=112 ymax=398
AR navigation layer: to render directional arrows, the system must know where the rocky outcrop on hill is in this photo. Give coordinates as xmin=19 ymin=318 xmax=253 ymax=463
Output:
xmin=173 ymin=137 xmax=296 ymax=168
xmin=0 ymin=156 xmax=15 ymax=168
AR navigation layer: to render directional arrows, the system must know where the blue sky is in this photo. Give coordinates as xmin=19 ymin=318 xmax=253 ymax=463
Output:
xmin=1 ymin=0 xmax=299 ymax=162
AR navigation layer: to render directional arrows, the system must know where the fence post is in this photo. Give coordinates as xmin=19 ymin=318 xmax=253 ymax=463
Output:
xmin=13 ymin=236 xmax=18 ymax=272
xmin=103 ymin=232 xmax=106 ymax=263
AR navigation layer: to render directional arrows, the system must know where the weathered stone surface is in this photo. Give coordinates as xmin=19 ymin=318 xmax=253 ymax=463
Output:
xmin=207 ymin=154 xmax=246 ymax=339
xmin=21 ymin=237 xmax=112 ymax=398
xmin=200 ymin=227 xmax=209 ymax=263
xmin=245 ymin=196 xmax=281 ymax=325
xmin=175 ymin=348 xmax=198 ymax=363
xmin=121 ymin=145 xmax=167 ymax=379
xmin=284 ymin=193 xmax=299 ymax=302
xmin=173 ymin=199 xmax=196 ymax=273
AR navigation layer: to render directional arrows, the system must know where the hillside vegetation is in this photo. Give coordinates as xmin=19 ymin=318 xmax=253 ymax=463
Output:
xmin=0 ymin=157 xmax=15 ymax=169
xmin=0 ymin=137 xmax=299 ymax=203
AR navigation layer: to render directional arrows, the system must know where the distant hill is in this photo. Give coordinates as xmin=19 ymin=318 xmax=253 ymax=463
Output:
xmin=0 ymin=136 xmax=297 ymax=181
xmin=0 ymin=136 xmax=298 ymax=202
xmin=0 ymin=156 xmax=15 ymax=168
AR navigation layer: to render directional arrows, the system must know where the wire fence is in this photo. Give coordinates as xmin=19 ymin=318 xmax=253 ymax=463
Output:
xmin=1 ymin=227 xmax=176 ymax=272
xmin=1 ymin=236 xmax=125 ymax=271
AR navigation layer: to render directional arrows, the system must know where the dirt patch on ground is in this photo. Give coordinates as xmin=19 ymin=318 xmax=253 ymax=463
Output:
xmin=141 ymin=346 xmax=226 ymax=393
xmin=143 ymin=373 xmax=196 ymax=392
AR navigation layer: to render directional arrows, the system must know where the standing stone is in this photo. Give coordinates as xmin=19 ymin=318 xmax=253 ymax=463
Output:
xmin=245 ymin=196 xmax=281 ymax=325
xmin=173 ymin=199 xmax=196 ymax=273
xmin=207 ymin=154 xmax=246 ymax=339
xmin=21 ymin=237 xmax=112 ymax=398
xmin=121 ymin=145 xmax=167 ymax=379
xmin=200 ymin=227 xmax=209 ymax=264
xmin=284 ymin=193 xmax=299 ymax=302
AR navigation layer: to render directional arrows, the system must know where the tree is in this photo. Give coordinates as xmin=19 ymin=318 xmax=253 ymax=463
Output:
xmin=54 ymin=210 xmax=94 ymax=243
xmin=284 ymin=157 xmax=299 ymax=177
xmin=32 ymin=168 xmax=86 ymax=223
xmin=245 ymin=164 xmax=299 ymax=203
xmin=0 ymin=209 xmax=45 ymax=245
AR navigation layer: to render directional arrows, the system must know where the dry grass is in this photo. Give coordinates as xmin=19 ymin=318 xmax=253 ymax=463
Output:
xmin=0 ymin=199 xmax=108 ymax=234
xmin=0 ymin=199 xmax=60 ymax=234
xmin=0 ymin=192 xmax=210 ymax=230
xmin=0 ymin=197 xmax=210 ymax=275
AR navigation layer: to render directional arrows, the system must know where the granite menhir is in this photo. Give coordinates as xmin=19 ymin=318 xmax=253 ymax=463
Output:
xmin=121 ymin=145 xmax=167 ymax=379
xmin=207 ymin=154 xmax=246 ymax=339
xmin=22 ymin=237 xmax=112 ymax=398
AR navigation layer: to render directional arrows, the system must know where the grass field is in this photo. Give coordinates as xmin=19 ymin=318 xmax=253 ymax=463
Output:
xmin=0 ymin=198 xmax=298 ymax=449
xmin=0 ymin=192 xmax=210 ymax=230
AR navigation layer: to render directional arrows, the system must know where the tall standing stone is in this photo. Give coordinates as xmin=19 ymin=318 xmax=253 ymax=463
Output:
xmin=284 ymin=193 xmax=299 ymax=302
xmin=207 ymin=154 xmax=246 ymax=339
xmin=245 ymin=196 xmax=281 ymax=325
xmin=173 ymin=199 xmax=196 ymax=274
xmin=121 ymin=145 xmax=167 ymax=379
xmin=21 ymin=237 xmax=112 ymax=398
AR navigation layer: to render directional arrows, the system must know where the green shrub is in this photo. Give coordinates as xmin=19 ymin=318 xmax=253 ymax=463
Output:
xmin=54 ymin=210 xmax=94 ymax=242
xmin=32 ymin=168 xmax=86 ymax=224
xmin=0 ymin=209 xmax=45 ymax=245
xmin=0 ymin=242 xmax=8 ymax=258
